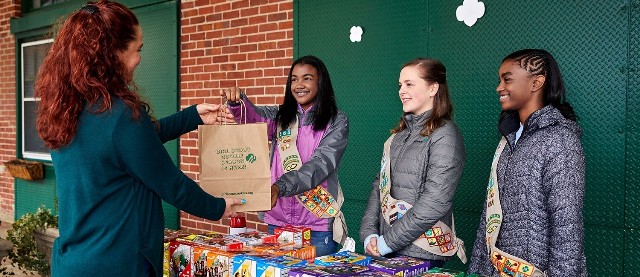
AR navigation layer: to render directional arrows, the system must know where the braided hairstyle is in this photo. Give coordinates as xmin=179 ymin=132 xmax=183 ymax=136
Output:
xmin=502 ymin=49 xmax=577 ymax=121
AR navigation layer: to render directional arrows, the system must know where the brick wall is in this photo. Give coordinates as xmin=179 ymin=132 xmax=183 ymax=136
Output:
xmin=0 ymin=1 xmax=20 ymax=223
xmin=179 ymin=0 xmax=293 ymax=234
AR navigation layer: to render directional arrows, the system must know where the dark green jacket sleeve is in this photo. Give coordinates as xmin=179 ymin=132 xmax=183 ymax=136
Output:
xmin=113 ymin=108 xmax=226 ymax=221
xmin=156 ymin=105 xmax=203 ymax=143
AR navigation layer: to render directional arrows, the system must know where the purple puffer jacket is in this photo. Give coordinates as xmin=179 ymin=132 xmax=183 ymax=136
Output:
xmin=228 ymin=94 xmax=349 ymax=231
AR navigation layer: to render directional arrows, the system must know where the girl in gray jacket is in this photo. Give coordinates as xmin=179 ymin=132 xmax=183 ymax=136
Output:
xmin=468 ymin=49 xmax=587 ymax=277
xmin=360 ymin=58 xmax=466 ymax=267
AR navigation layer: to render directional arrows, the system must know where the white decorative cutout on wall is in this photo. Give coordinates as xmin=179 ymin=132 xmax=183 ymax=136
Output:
xmin=456 ymin=0 xmax=485 ymax=27
xmin=350 ymin=26 xmax=364 ymax=42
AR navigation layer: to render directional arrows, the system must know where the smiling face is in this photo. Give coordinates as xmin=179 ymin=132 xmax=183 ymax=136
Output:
xmin=496 ymin=59 xmax=545 ymax=122
xmin=118 ymin=25 xmax=143 ymax=83
xmin=290 ymin=64 xmax=319 ymax=110
xmin=398 ymin=65 xmax=438 ymax=115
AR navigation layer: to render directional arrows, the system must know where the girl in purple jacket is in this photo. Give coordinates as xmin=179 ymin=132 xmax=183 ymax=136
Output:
xmin=222 ymin=55 xmax=349 ymax=256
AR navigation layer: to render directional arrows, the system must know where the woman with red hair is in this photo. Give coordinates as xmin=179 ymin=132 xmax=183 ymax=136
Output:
xmin=34 ymin=1 xmax=243 ymax=276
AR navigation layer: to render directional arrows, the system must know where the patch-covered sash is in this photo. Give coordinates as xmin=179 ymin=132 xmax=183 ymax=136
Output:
xmin=485 ymin=138 xmax=546 ymax=277
xmin=379 ymin=134 xmax=466 ymax=263
xmin=276 ymin=118 xmax=347 ymax=244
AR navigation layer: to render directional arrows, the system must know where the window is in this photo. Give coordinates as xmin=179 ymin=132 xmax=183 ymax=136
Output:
xmin=21 ymin=39 xmax=53 ymax=160
xmin=26 ymin=0 xmax=69 ymax=12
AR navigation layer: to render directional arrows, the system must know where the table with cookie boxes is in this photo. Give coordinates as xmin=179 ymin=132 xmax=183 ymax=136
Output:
xmin=164 ymin=227 xmax=487 ymax=277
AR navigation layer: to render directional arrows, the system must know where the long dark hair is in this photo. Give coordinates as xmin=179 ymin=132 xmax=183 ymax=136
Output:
xmin=502 ymin=49 xmax=576 ymax=121
xmin=275 ymin=55 xmax=338 ymax=131
xmin=35 ymin=0 xmax=148 ymax=149
xmin=392 ymin=58 xmax=453 ymax=136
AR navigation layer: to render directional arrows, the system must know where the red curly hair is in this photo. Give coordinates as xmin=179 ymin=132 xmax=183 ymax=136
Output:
xmin=35 ymin=0 xmax=149 ymax=149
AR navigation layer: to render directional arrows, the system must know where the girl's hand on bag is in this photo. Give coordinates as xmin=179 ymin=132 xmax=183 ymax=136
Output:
xmin=221 ymin=87 xmax=243 ymax=103
xmin=197 ymin=103 xmax=232 ymax=125
xmin=365 ymin=237 xmax=381 ymax=256
xmin=270 ymin=184 xmax=280 ymax=208
xmin=223 ymin=198 xmax=246 ymax=218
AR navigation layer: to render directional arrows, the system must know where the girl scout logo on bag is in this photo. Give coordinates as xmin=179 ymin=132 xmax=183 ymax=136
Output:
xmin=246 ymin=154 xmax=257 ymax=163
xmin=485 ymin=138 xmax=546 ymax=277
xmin=379 ymin=134 xmax=466 ymax=263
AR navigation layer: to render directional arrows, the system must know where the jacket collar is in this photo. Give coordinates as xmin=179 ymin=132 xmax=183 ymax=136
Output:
xmin=498 ymin=105 xmax=572 ymax=138
xmin=403 ymin=109 xmax=432 ymax=133
xmin=297 ymin=103 xmax=315 ymax=126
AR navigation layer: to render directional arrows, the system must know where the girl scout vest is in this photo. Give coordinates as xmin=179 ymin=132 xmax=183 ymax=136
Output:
xmin=379 ymin=134 xmax=466 ymax=263
xmin=276 ymin=118 xmax=348 ymax=244
xmin=485 ymin=138 xmax=547 ymax=277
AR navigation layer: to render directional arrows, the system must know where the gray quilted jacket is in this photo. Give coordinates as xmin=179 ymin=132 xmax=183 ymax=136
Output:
xmin=360 ymin=110 xmax=466 ymax=261
xmin=468 ymin=105 xmax=587 ymax=276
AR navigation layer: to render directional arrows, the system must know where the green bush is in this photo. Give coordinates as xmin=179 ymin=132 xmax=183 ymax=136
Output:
xmin=6 ymin=206 xmax=58 ymax=276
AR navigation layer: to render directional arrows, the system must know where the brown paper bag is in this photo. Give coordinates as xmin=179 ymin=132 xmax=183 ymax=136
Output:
xmin=198 ymin=123 xmax=271 ymax=212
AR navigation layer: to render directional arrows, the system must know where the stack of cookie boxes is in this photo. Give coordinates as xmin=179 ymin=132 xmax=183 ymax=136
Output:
xmin=164 ymin=226 xmax=316 ymax=277
xmin=288 ymin=252 xmax=433 ymax=277
xmin=164 ymin=227 xmax=485 ymax=277
xmin=232 ymin=254 xmax=308 ymax=277
xmin=164 ymin=229 xmax=192 ymax=277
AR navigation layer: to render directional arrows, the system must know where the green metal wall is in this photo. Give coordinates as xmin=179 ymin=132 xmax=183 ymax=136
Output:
xmin=133 ymin=1 xmax=180 ymax=230
xmin=295 ymin=0 xmax=639 ymax=275
xmin=626 ymin=1 xmax=640 ymax=275
xmin=15 ymin=166 xmax=57 ymax=218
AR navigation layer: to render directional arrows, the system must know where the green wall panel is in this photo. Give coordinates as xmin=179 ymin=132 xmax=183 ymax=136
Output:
xmin=296 ymin=0 xmax=430 ymax=246
xmin=296 ymin=1 xmax=428 ymax=202
xmin=341 ymin=198 xmax=367 ymax=252
xmin=296 ymin=0 xmax=637 ymax=274
xmin=626 ymin=0 xmax=640 ymax=229
xmin=626 ymin=229 xmax=640 ymax=276
xmin=15 ymin=165 xmax=57 ymax=219
xmin=584 ymin=226 xmax=624 ymax=276
xmin=426 ymin=0 xmax=629 ymax=227
xmin=134 ymin=1 xmax=180 ymax=230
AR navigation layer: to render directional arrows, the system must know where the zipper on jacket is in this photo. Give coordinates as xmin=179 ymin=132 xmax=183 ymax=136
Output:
xmin=392 ymin=131 xmax=412 ymax=172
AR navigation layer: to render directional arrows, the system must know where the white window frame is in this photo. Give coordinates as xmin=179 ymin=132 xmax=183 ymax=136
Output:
xmin=21 ymin=38 xmax=53 ymax=161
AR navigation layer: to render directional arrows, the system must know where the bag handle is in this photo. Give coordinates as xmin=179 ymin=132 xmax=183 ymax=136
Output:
xmin=222 ymin=90 xmax=247 ymax=125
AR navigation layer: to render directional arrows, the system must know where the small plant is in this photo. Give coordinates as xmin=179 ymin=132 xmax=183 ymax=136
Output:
xmin=6 ymin=206 xmax=58 ymax=276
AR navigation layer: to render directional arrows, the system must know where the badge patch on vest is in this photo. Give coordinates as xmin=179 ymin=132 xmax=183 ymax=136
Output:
xmin=277 ymin=129 xmax=292 ymax=151
xmin=491 ymin=251 xmax=535 ymax=277
xmin=301 ymin=186 xmax=338 ymax=217
xmin=282 ymin=154 xmax=300 ymax=171
xmin=420 ymin=227 xmax=455 ymax=253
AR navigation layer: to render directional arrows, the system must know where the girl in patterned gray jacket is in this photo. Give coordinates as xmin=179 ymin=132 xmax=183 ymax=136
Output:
xmin=360 ymin=58 xmax=467 ymax=267
xmin=468 ymin=49 xmax=587 ymax=277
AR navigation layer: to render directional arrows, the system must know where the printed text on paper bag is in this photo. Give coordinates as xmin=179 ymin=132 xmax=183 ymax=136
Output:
xmin=217 ymin=147 xmax=257 ymax=171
